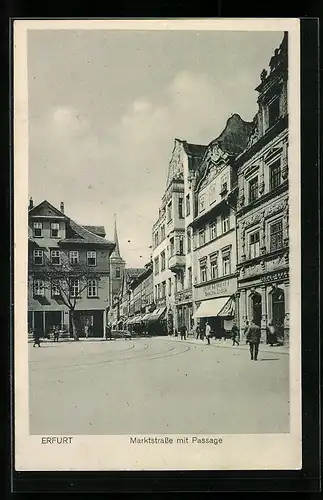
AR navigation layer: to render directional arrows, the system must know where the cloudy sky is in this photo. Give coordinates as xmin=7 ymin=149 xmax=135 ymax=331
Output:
xmin=28 ymin=29 xmax=283 ymax=267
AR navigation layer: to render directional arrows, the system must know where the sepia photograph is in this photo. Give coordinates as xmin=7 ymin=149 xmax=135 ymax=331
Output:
xmin=14 ymin=19 xmax=301 ymax=471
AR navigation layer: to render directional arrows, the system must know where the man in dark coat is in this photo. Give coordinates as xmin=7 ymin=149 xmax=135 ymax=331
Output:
xmin=246 ymin=320 xmax=261 ymax=360
xmin=231 ymin=323 xmax=239 ymax=346
xmin=33 ymin=327 xmax=41 ymax=347
xmin=180 ymin=324 xmax=187 ymax=340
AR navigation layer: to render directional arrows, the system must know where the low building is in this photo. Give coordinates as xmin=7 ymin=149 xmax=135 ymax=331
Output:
xmin=190 ymin=114 xmax=253 ymax=338
xmin=28 ymin=199 xmax=115 ymax=338
xmin=235 ymin=32 xmax=289 ymax=345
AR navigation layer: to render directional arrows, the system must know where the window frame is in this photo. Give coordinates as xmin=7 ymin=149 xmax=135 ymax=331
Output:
xmin=222 ymin=247 xmax=231 ymax=276
xmin=221 ymin=214 xmax=230 ymax=234
xmin=269 ymin=218 xmax=283 ymax=252
xmin=33 ymin=249 xmax=44 ymax=265
xmin=199 ymin=258 xmax=207 ymax=283
xmin=33 ymin=221 xmax=43 ymax=238
xmin=269 ymin=159 xmax=282 ymax=191
xmin=209 ymin=221 xmax=217 ymax=241
xmin=186 ymin=194 xmax=191 ymax=216
xmin=154 ymin=256 xmax=159 ymax=275
xmin=69 ymin=250 xmax=79 ymax=264
xmin=87 ymin=279 xmax=98 ymax=298
xmin=70 ymin=278 xmax=80 ymax=298
xmin=50 ymin=222 xmax=60 ymax=238
xmin=178 ymin=197 xmax=184 ymax=219
xmin=160 ymin=251 xmax=166 ymax=271
xmin=87 ymin=250 xmax=97 ymax=266
xmin=248 ymin=176 xmax=259 ymax=204
xmin=199 ymin=194 xmax=205 ymax=213
xmin=249 ymin=229 xmax=261 ymax=259
xmin=50 ymin=249 xmax=60 ymax=265
xmin=187 ymin=230 xmax=191 ymax=253
xmin=210 ymin=253 xmax=218 ymax=279
xmin=198 ymin=228 xmax=205 ymax=247
xmin=33 ymin=278 xmax=45 ymax=297
xmin=51 ymin=281 xmax=61 ymax=298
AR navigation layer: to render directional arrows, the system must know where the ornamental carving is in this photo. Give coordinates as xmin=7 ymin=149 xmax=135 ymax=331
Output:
xmin=266 ymin=255 xmax=286 ymax=273
xmin=167 ymin=142 xmax=183 ymax=186
xmin=244 ymin=262 xmax=262 ymax=277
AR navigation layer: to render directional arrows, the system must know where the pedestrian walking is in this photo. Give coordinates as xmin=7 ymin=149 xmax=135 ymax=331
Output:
xmin=231 ymin=322 xmax=239 ymax=346
xmin=246 ymin=320 xmax=261 ymax=361
xmin=195 ymin=325 xmax=201 ymax=340
xmin=33 ymin=327 xmax=41 ymax=347
xmin=266 ymin=321 xmax=277 ymax=346
xmin=205 ymin=321 xmax=212 ymax=345
xmin=53 ymin=327 xmax=59 ymax=342
xmin=105 ymin=323 xmax=112 ymax=340
xmin=180 ymin=324 xmax=187 ymax=340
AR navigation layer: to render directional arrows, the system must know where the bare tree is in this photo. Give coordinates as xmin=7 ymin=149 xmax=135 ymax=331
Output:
xmin=29 ymin=251 xmax=105 ymax=340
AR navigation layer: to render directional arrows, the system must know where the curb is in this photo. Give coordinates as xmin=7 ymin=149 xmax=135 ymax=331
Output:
xmin=167 ymin=337 xmax=289 ymax=355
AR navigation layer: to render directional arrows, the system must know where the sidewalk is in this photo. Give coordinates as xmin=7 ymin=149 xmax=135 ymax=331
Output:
xmin=168 ymin=336 xmax=289 ymax=355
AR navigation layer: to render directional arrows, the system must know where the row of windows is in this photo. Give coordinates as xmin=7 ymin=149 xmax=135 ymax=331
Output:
xmin=198 ymin=175 xmax=228 ymax=214
xmin=199 ymin=247 xmax=232 ymax=283
xmin=246 ymin=218 xmax=283 ymax=258
xmin=197 ymin=214 xmax=230 ymax=247
xmin=154 ymin=195 xmax=192 ymax=249
xmin=33 ymin=279 xmax=99 ymax=298
xmin=32 ymin=250 xmax=97 ymax=266
xmin=154 ymin=268 xmax=192 ymax=299
xmin=33 ymin=222 xmax=60 ymax=238
xmin=247 ymin=159 xmax=282 ymax=204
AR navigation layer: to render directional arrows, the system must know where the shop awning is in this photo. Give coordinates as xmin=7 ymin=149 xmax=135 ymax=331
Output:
xmin=218 ymin=297 xmax=235 ymax=317
xmin=141 ymin=313 xmax=152 ymax=321
xmin=193 ymin=297 xmax=230 ymax=319
xmin=147 ymin=307 xmax=166 ymax=322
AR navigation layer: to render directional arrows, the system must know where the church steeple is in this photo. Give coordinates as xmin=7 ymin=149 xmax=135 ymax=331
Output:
xmin=111 ymin=213 xmax=122 ymax=259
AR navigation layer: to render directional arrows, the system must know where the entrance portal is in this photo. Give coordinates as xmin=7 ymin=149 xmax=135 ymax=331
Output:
xmin=271 ymin=287 xmax=285 ymax=342
xmin=251 ymin=292 xmax=262 ymax=327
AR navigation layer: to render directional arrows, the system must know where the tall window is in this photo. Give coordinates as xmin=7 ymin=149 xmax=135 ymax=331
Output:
xmin=222 ymin=248 xmax=231 ymax=276
xmin=186 ymin=194 xmax=190 ymax=216
xmin=51 ymin=250 xmax=60 ymax=265
xmin=71 ymin=279 xmax=80 ymax=298
xmin=187 ymin=230 xmax=191 ymax=253
xmin=154 ymin=256 xmax=159 ymax=275
xmin=221 ymin=215 xmax=230 ymax=234
xmin=33 ymin=222 xmax=43 ymax=237
xmin=269 ymin=160 xmax=282 ymax=190
xmin=249 ymin=230 xmax=260 ymax=259
xmin=198 ymin=228 xmax=205 ymax=246
xmin=270 ymin=219 xmax=283 ymax=252
xmin=199 ymin=260 xmax=207 ymax=283
xmin=179 ymin=235 xmax=184 ymax=255
xmin=157 ymin=283 xmax=161 ymax=299
xmin=33 ymin=249 xmax=43 ymax=265
xmin=161 ymin=281 xmax=166 ymax=298
xmin=168 ymin=277 xmax=172 ymax=296
xmin=87 ymin=251 xmax=96 ymax=266
xmin=209 ymin=221 xmax=217 ymax=240
xmin=33 ymin=279 xmax=44 ymax=297
xmin=50 ymin=223 xmax=60 ymax=238
xmin=51 ymin=282 xmax=60 ymax=297
xmin=170 ymin=237 xmax=175 ymax=256
xmin=199 ymin=195 xmax=205 ymax=213
xmin=88 ymin=279 xmax=98 ymax=298
xmin=249 ymin=177 xmax=258 ymax=203
xmin=161 ymin=224 xmax=165 ymax=240
xmin=178 ymin=197 xmax=184 ymax=219
xmin=268 ymin=97 xmax=280 ymax=128
xmin=220 ymin=175 xmax=228 ymax=195
xmin=69 ymin=250 xmax=79 ymax=264
xmin=167 ymin=201 xmax=172 ymax=222
xmin=154 ymin=230 xmax=159 ymax=248
xmin=116 ymin=267 xmax=121 ymax=278
xmin=160 ymin=251 xmax=166 ymax=271
xmin=210 ymin=254 xmax=218 ymax=279
xmin=188 ymin=267 xmax=192 ymax=288
xmin=209 ymin=184 xmax=216 ymax=205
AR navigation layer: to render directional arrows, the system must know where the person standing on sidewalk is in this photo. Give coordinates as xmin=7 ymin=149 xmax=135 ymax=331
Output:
xmin=231 ymin=322 xmax=239 ymax=346
xmin=33 ymin=327 xmax=41 ymax=347
xmin=180 ymin=324 xmax=187 ymax=340
xmin=205 ymin=322 xmax=212 ymax=345
xmin=246 ymin=320 xmax=261 ymax=361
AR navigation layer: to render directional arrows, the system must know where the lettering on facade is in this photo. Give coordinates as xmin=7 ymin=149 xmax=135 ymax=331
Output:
xmin=195 ymin=278 xmax=236 ymax=301
xmin=261 ymin=270 xmax=289 ymax=283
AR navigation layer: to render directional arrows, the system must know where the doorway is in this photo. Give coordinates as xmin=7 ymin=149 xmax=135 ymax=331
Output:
xmin=251 ymin=292 xmax=262 ymax=327
xmin=271 ymin=287 xmax=285 ymax=341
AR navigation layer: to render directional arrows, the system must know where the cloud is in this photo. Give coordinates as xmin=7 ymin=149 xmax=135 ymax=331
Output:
xmin=29 ymin=70 xmax=257 ymax=266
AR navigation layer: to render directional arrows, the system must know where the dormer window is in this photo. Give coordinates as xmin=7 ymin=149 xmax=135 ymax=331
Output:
xmin=33 ymin=222 xmax=43 ymax=237
xmin=50 ymin=223 xmax=60 ymax=238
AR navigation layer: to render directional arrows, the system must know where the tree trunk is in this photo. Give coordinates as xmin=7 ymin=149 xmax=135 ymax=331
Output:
xmin=70 ymin=309 xmax=79 ymax=341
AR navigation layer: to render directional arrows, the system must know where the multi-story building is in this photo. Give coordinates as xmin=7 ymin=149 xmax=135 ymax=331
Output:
xmin=152 ymin=139 xmax=206 ymax=333
xmin=111 ymin=267 xmax=146 ymax=329
xmin=28 ymin=199 xmax=115 ymax=338
xmin=126 ymin=262 xmax=154 ymax=327
xmin=190 ymin=114 xmax=253 ymax=337
xmin=235 ymin=32 xmax=289 ymax=345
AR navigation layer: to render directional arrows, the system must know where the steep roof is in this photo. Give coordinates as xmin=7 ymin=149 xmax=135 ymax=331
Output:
xmin=110 ymin=214 xmax=123 ymax=260
xmin=125 ymin=268 xmax=146 ymax=280
xmin=208 ymin=114 xmax=253 ymax=156
xmin=82 ymin=225 xmax=106 ymax=237
xmin=60 ymin=220 xmax=115 ymax=247
xmin=182 ymin=142 xmax=207 ymax=158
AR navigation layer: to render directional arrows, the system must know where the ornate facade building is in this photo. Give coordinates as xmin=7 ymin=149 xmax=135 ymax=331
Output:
xmin=152 ymin=138 xmax=206 ymax=333
xmin=190 ymin=114 xmax=253 ymax=336
xmin=235 ymin=32 xmax=289 ymax=345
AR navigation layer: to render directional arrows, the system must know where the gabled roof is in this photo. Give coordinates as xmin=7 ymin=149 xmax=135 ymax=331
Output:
xmin=125 ymin=268 xmax=146 ymax=281
xmin=28 ymin=200 xmax=66 ymax=218
xmin=182 ymin=142 xmax=207 ymax=158
xmin=82 ymin=225 xmax=106 ymax=237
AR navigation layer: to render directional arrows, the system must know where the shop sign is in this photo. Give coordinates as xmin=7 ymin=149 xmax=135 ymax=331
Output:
xmin=261 ymin=270 xmax=289 ymax=283
xmin=175 ymin=288 xmax=192 ymax=305
xmin=195 ymin=277 xmax=237 ymax=301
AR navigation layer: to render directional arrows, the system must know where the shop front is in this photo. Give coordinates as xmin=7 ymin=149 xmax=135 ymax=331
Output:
xmin=193 ymin=277 xmax=237 ymax=339
xmin=175 ymin=288 xmax=193 ymax=334
xmin=238 ymin=269 xmax=289 ymax=345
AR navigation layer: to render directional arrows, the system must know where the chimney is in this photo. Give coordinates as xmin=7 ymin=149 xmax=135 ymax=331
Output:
xmin=29 ymin=197 xmax=33 ymax=210
xmin=60 ymin=202 xmax=64 ymax=214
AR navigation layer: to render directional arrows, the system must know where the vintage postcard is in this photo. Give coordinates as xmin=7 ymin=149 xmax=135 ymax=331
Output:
xmin=14 ymin=18 xmax=301 ymax=471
